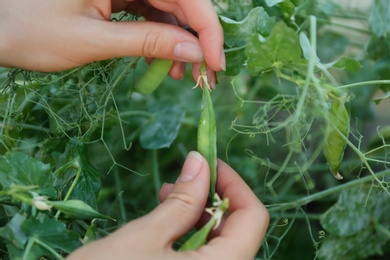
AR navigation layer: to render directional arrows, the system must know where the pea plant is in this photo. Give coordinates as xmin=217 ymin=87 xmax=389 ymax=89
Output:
xmin=0 ymin=0 xmax=390 ymax=259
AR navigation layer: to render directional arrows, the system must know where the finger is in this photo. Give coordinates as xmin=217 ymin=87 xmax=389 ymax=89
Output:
xmin=159 ymin=159 xmax=265 ymax=242
xmin=122 ymin=1 xmax=181 ymax=25
xmin=143 ymin=0 xmax=225 ymax=71
xmin=2 ymin=15 xmax=203 ymax=72
xmin=207 ymin=68 xmax=217 ymax=89
xmin=112 ymin=2 xmax=187 ymax=80
xmin=148 ymin=151 xmax=210 ymax=247
xmin=216 ymin=159 xmax=264 ymax=211
xmin=175 ymin=0 xmax=225 ymax=72
xmin=169 ymin=61 xmax=186 ymax=79
xmin=139 ymin=0 xmax=187 ymax=26
xmin=159 ymin=182 xmax=174 ymax=202
xmin=159 ymin=181 xmax=220 ymax=236
xmin=198 ymin=160 xmax=269 ymax=259
xmin=88 ymin=19 xmax=204 ymax=64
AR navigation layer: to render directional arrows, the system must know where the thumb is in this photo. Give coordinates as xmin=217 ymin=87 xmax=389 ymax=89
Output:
xmin=89 ymin=20 xmax=204 ymax=63
xmin=148 ymin=151 xmax=210 ymax=245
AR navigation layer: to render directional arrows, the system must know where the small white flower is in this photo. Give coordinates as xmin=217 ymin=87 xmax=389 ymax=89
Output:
xmin=204 ymin=194 xmax=227 ymax=230
xmin=32 ymin=196 xmax=52 ymax=211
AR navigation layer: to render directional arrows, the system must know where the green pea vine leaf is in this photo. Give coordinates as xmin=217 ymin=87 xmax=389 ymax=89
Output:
xmin=369 ymin=0 xmax=390 ymax=38
xmin=220 ymin=7 xmax=275 ymax=48
xmin=246 ymin=21 xmax=303 ymax=75
xmin=0 ymin=0 xmax=390 ymax=259
xmin=0 ymin=152 xmax=56 ymax=198
xmin=140 ymin=102 xmax=185 ymax=150
xmin=220 ymin=6 xmax=275 ymax=76
xmin=319 ymin=185 xmax=390 ymax=260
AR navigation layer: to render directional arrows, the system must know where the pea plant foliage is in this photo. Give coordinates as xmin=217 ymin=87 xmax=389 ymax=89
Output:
xmin=0 ymin=0 xmax=390 ymax=259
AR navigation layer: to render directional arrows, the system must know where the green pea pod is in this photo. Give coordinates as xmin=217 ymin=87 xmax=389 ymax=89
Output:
xmin=323 ymin=99 xmax=350 ymax=179
xmin=134 ymin=59 xmax=173 ymax=95
xmin=179 ymin=197 xmax=229 ymax=251
xmin=197 ymin=67 xmax=217 ymax=203
xmin=82 ymin=222 xmax=97 ymax=244
xmin=46 ymin=200 xmax=114 ymax=220
xmin=179 ymin=216 xmax=217 ymax=251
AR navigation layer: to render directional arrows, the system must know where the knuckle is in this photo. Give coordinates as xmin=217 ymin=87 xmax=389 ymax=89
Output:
xmin=262 ymin=206 xmax=270 ymax=225
xmin=142 ymin=29 xmax=163 ymax=57
xmin=166 ymin=190 xmax=197 ymax=214
xmin=253 ymin=201 xmax=270 ymax=227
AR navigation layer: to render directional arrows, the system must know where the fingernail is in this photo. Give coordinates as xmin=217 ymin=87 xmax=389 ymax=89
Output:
xmin=174 ymin=42 xmax=204 ymax=63
xmin=209 ymin=71 xmax=217 ymax=90
xmin=220 ymin=48 xmax=226 ymax=71
xmin=179 ymin=63 xmax=186 ymax=80
xmin=177 ymin=151 xmax=203 ymax=183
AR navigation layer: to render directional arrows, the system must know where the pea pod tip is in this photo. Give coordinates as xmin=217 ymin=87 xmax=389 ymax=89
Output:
xmin=332 ymin=171 xmax=344 ymax=180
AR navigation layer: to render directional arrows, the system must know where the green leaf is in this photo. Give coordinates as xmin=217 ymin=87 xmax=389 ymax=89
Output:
xmin=82 ymin=222 xmax=97 ymax=244
xmin=300 ymin=32 xmax=358 ymax=73
xmin=346 ymin=60 xmax=378 ymax=120
xmin=35 ymin=136 xmax=69 ymax=165
xmin=0 ymin=214 xmax=41 ymax=260
xmin=321 ymin=187 xmax=372 ymax=236
xmin=245 ymin=22 xmax=302 ymax=75
xmin=0 ymin=214 xmax=27 ymax=249
xmin=6 ymin=242 xmax=42 ymax=260
xmin=265 ymin=0 xmax=283 ymax=6
xmin=279 ymin=0 xmax=296 ymax=19
xmin=68 ymin=138 xmax=101 ymax=209
xmin=21 ymin=215 xmax=81 ymax=254
xmin=140 ymin=102 xmax=185 ymax=149
xmin=46 ymin=200 xmax=113 ymax=220
xmin=70 ymin=171 xmax=101 ymax=210
xmin=225 ymin=47 xmax=246 ymax=76
xmin=366 ymin=36 xmax=390 ymax=61
xmin=299 ymin=32 xmax=320 ymax=63
xmin=373 ymin=91 xmax=390 ymax=104
xmin=319 ymin=185 xmax=390 ymax=260
xmin=220 ymin=7 xmax=275 ymax=48
xmin=332 ymin=56 xmax=362 ymax=72
xmin=0 ymin=152 xmax=56 ymax=197
xmin=369 ymin=0 xmax=390 ymax=38
xmin=375 ymin=59 xmax=390 ymax=92
xmin=318 ymin=226 xmax=387 ymax=260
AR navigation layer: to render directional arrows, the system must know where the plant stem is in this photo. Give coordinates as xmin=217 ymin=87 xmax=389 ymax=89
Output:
xmin=118 ymin=110 xmax=153 ymax=118
xmin=268 ymin=169 xmax=390 ymax=212
xmin=375 ymin=222 xmax=390 ymax=239
xmin=33 ymin=238 xmax=64 ymax=260
xmin=0 ymin=93 xmax=17 ymax=143
xmin=22 ymin=237 xmax=65 ymax=260
xmin=152 ymin=149 xmax=161 ymax=205
xmin=22 ymin=238 xmax=35 ymax=260
xmin=271 ymin=212 xmax=322 ymax=220
xmin=53 ymin=160 xmax=75 ymax=176
xmin=338 ymin=80 xmax=390 ymax=89
xmin=109 ymin=57 xmax=139 ymax=89
xmin=55 ymin=162 xmax=82 ymax=219
xmin=63 ymin=163 xmax=82 ymax=202
xmin=114 ymin=166 xmax=127 ymax=223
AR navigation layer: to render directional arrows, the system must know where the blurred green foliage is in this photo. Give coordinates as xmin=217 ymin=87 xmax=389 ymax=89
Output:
xmin=1 ymin=0 xmax=390 ymax=259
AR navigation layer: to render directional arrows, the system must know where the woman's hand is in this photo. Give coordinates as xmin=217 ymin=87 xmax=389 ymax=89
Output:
xmin=0 ymin=0 xmax=225 ymax=82
xmin=67 ymin=151 xmax=269 ymax=259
